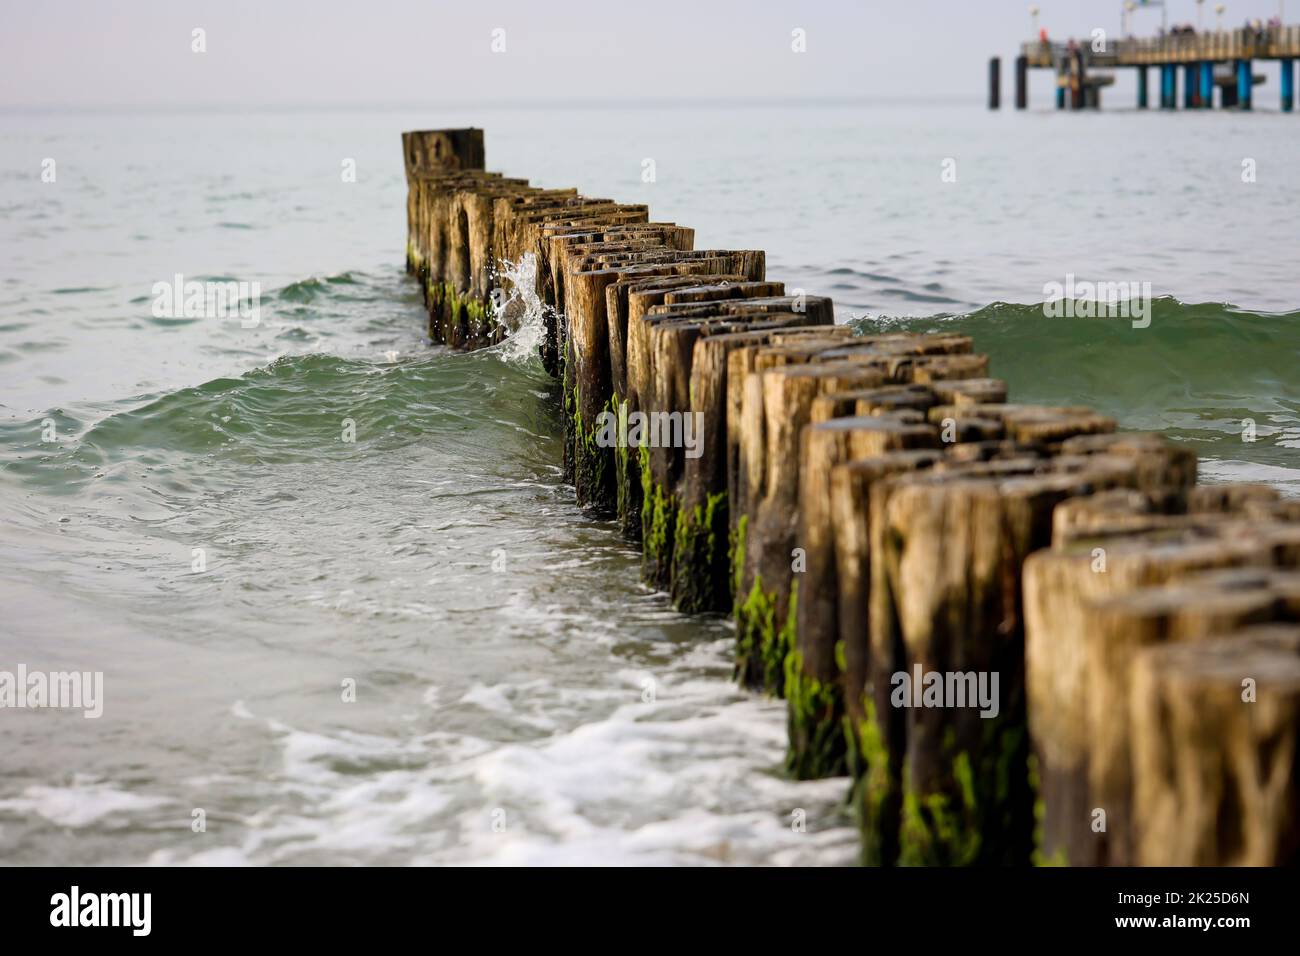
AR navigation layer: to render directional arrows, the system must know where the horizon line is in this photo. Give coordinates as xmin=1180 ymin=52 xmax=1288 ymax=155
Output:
xmin=0 ymin=94 xmax=990 ymax=114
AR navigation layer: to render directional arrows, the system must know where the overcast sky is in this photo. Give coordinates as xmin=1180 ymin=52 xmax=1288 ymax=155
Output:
xmin=2 ymin=0 xmax=1293 ymax=108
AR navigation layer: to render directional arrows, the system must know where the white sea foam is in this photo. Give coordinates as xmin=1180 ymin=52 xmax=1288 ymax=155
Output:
xmin=1198 ymin=457 xmax=1300 ymax=493
xmin=0 ymin=780 xmax=171 ymax=828
xmin=142 ymin=643 xmax=859 ymax=867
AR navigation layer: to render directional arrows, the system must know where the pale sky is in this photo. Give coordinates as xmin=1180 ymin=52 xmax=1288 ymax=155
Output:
xmin=1 ymin=0 xmax=1293 ymax=108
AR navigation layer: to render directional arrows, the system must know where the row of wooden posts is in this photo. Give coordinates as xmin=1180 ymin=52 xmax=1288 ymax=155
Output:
xmin=403 ymin=128 xmax=1300 ymax=866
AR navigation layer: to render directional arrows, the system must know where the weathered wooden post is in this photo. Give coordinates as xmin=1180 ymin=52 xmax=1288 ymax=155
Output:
xmin=401 ymin=128 xmax=485 ymax=179
xmin=786 ymin=414 xmax=939 ymax=779
xmin=1085 ymin=571 xmax=1281 ymax=865
xmin=1131 ymin=624 xmax=1300 ymax=866
xmin=1025 ymin=535 xmax=1272 ymax=866
xmin=832 ymin=451 xmax=942 ymax=779
xmin=668 ymin=304 xmax=830 ymax=613
xmin=872 ymin=465 xmax=1134 ymax=865
xmin=735 ymin=361 xmax=897 ymax=692
xmin=731 ymin=335 xmax=966 ymax=690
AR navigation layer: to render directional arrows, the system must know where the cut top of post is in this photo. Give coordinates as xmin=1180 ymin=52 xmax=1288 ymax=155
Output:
xmin=402 ymin=128 xmax=486 ymax=179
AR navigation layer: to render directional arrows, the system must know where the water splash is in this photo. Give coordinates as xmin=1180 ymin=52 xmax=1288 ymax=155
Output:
xmin=490 ymin=253 xmax=549 ymax=366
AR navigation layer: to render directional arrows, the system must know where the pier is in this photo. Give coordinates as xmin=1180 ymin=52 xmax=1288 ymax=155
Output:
xmin=403 ymin=128 xmax=1300 ymax=866
xmin=993 ymin=23 xmax=1300 ymax=110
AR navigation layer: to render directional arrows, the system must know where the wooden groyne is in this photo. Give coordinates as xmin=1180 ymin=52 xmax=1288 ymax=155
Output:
xmin=403 ymin=128 xmax=1300 ymax=866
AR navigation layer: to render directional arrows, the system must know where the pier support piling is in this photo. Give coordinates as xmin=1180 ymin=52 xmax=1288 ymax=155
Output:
xmin=1015 ymin=55 xmax=1028 ymax=109
xmin=1184 ymin=64 xmax=1198 ymax=108
xmin=1237 ymin=58 xmax=1253 ymax=110
xmin=1070 ymin=50 xmax=1086 ymax=110
xmin=989 ymin=57 xmax=1000 ymax=109
xmin=1160 ymin=64 xmax=1176 ymax=109
xmin=1223 ymin=76 xmax=1240 ymax=108
xmin=1283 ymin=58 xmax=1295 ymax=112
xmin=1137 ymin=66 xmax=1148 ymax=109
xmin=1200 ymin=62 xmax=1214 ymax=108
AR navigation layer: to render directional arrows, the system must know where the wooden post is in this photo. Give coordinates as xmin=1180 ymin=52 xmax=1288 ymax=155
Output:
xmin=787 ymin=417 xmax=940 ymax=779
xmin=1024 ymin=532 xmax=1272 ymax=866
xmin=402 ymin=128 xmax=485 ymax=179
xmin=861 ymin=457 xmax=1047 ymax=865
xmin=831 ymin=452 xmax=942 ymax=780
xmin=864 ymin=460 xmax=1138 ymax=866
xmin=735 ymin=362 xmax=898 ymax=693
xmin=1085 ymin=571 xmax=1281 ymax=864
xmin=671 ymin=311 xmax=824 ymax=613
xmin=610 ymin=276 xmax=769 ymax=540
xmin=1131 ymin=625 xmax=1300 ymax=865
xmin=566 ymin=266 xmax=626 ymax=515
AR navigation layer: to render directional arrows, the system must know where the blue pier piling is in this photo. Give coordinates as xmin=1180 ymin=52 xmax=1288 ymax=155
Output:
xmin=1056 ymin=85 xmax=1066 ymax=109
xmin=1200 ymin=61 xmax=1214 ymax=108
xmin=1237 ymin=58 xmax=1253 ymax=110
xmin=1137 ymin=66 xmax=1148 ymax=108
xmin=1184 ymin=64 xmax=1198 ymax=108
xmin=1283 ymin=58 xmax=1295 ymax=112
xmin=1161 ymin=64 xmax=1176 ymax=109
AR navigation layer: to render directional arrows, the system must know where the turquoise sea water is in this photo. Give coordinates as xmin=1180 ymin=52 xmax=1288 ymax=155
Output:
xmin=1 ymin=103 xmax=1297 ymax=864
